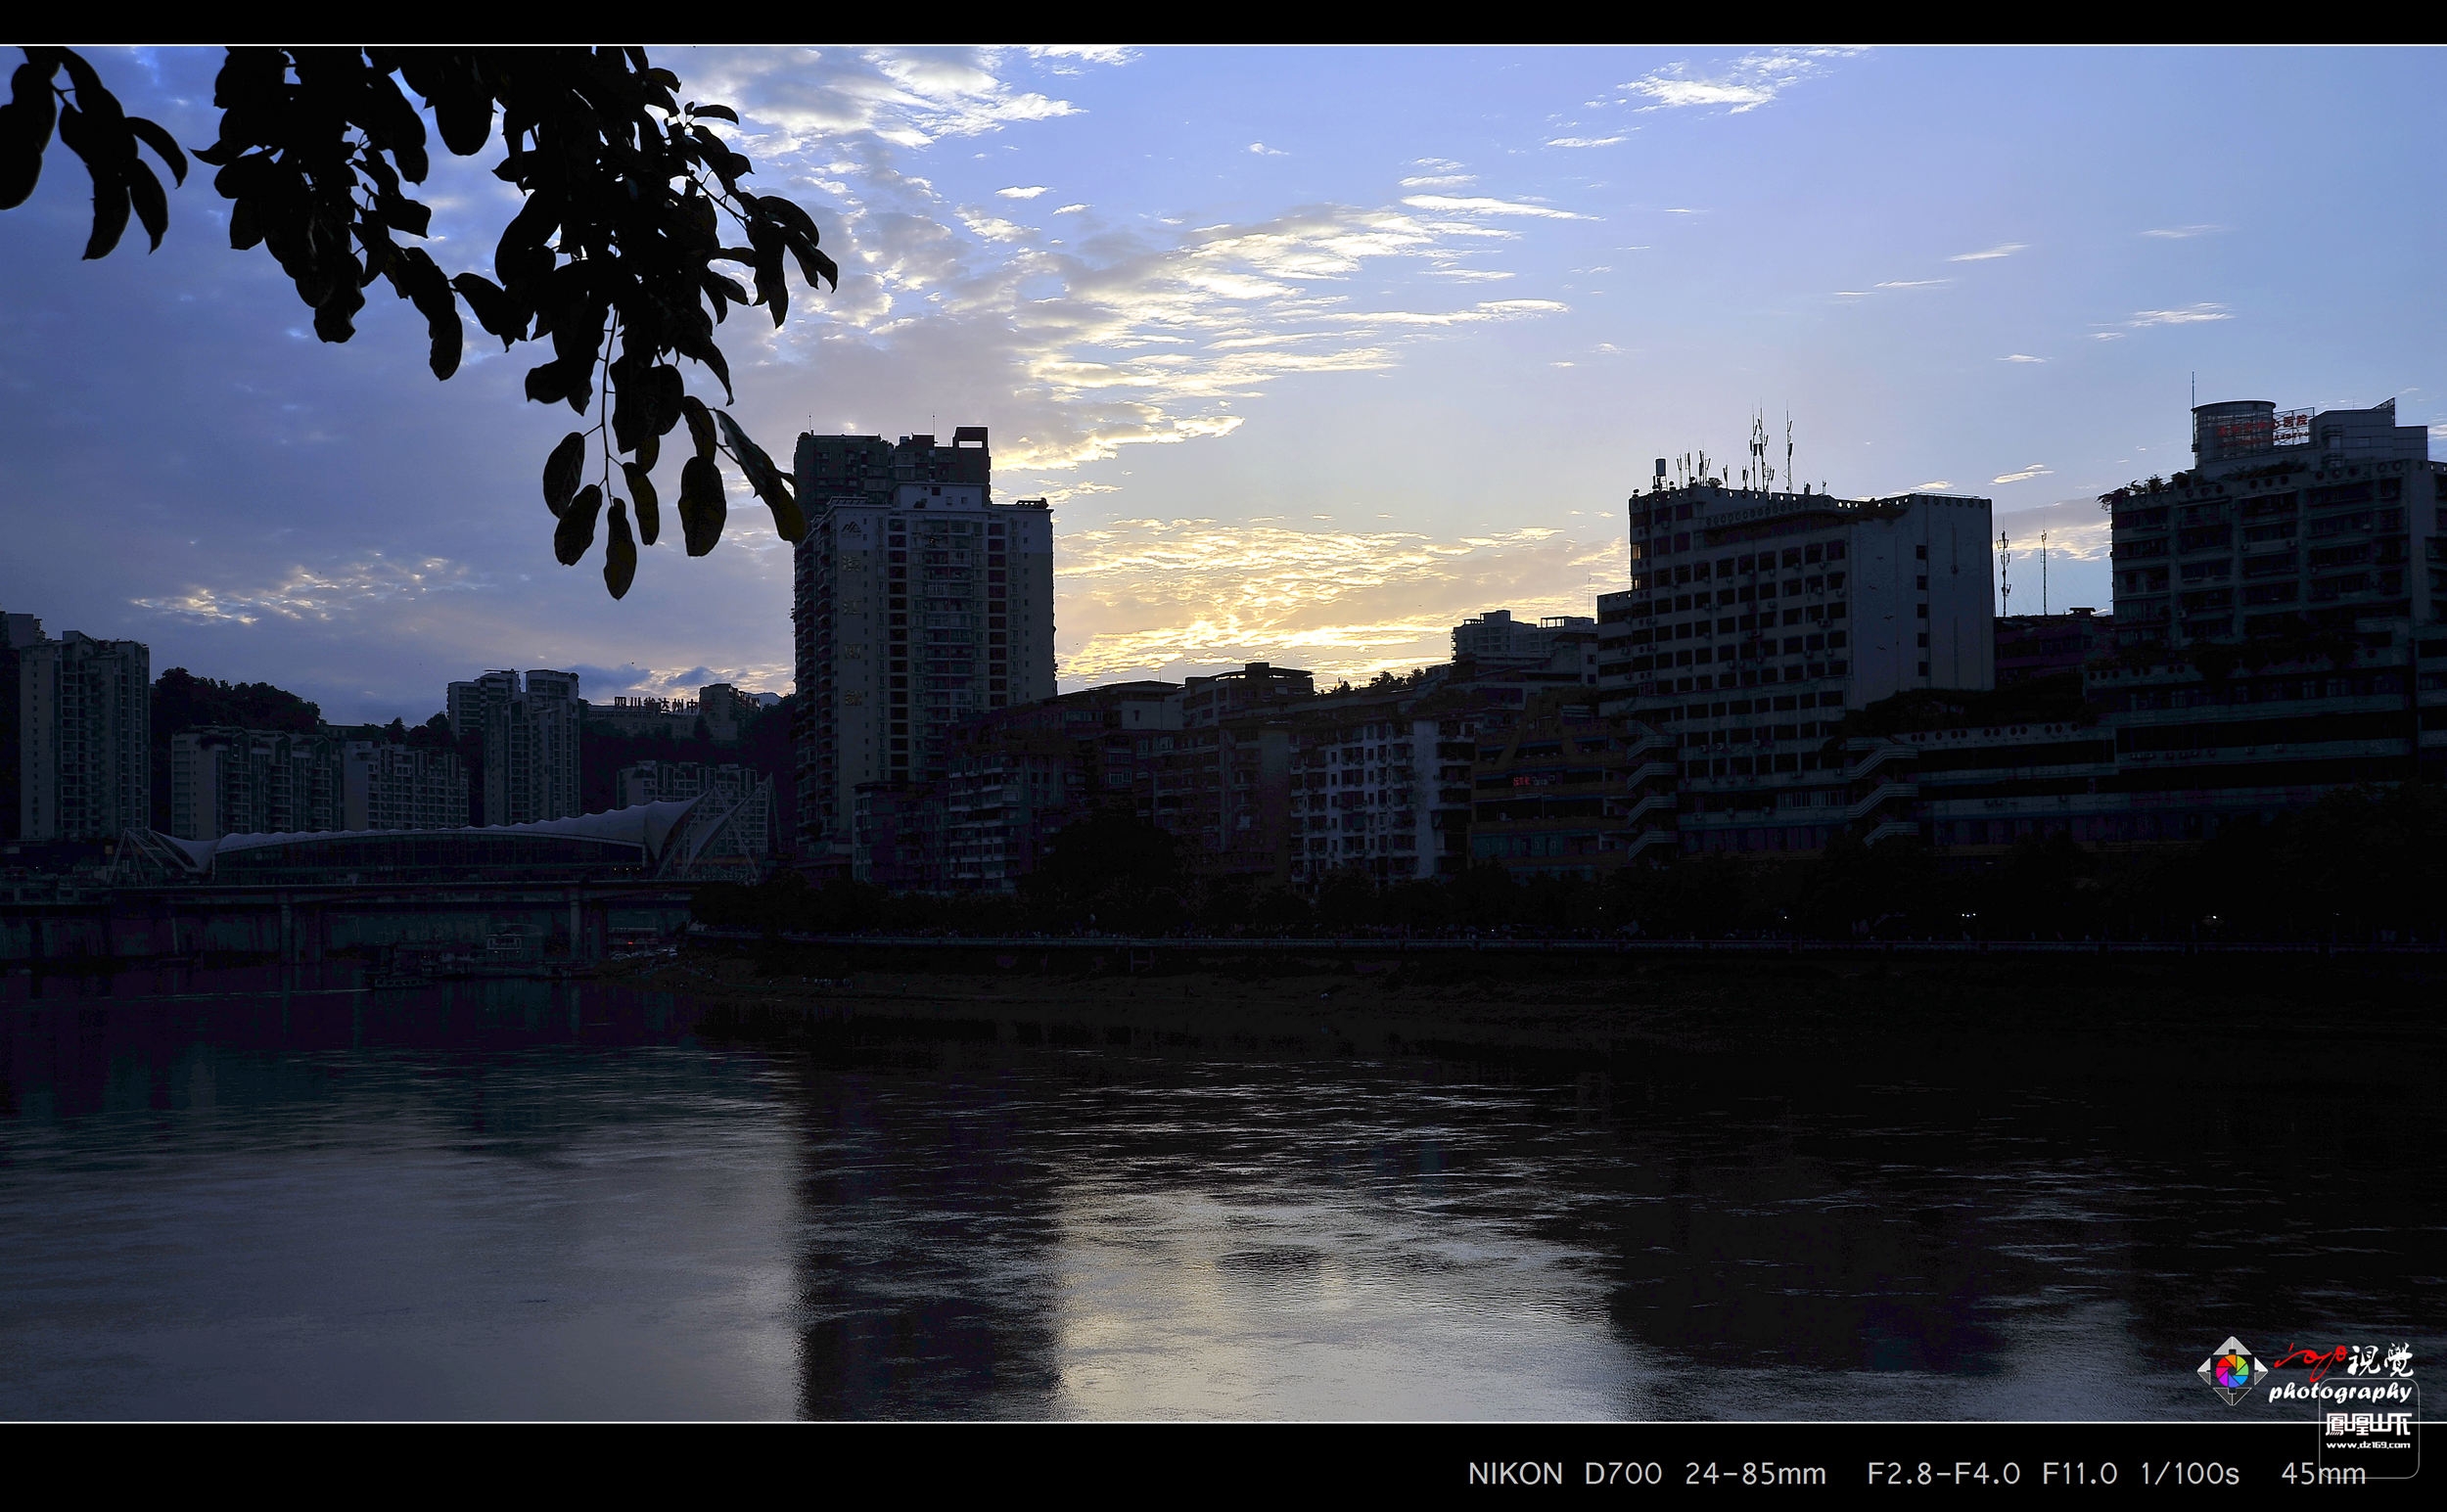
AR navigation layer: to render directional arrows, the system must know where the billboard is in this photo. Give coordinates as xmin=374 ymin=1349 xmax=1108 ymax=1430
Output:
xmin=2274 ymin=407 xmax=2314 ymax=446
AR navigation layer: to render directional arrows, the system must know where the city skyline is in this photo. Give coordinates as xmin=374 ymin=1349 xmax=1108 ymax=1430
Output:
xmin=3 ymin=46 xmax=2443 ymax=723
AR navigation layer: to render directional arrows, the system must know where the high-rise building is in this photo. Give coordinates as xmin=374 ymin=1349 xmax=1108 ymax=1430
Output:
xmin=2107 ymin=397 xmax=2444 ymax=647
xmin=444 ymin=668 xmax=581 ymax=825
xmin=14 ymin=624 xmax=149 ymax=842
xmin=791 ymin=427 xmax=1056 ymax=858
xmin=1607 ymin=480 xmax=1993 ymax=854
xmin=342 ymin=741 xmax=469 ymax=832
xmin=0 ymin=612 xmax=39 ymax=839
xmin=170 ymin=728 xmax=346 ymax=841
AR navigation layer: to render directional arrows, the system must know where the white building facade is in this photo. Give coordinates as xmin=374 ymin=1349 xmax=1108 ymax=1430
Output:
xmin=1607 ymin=482 xmax=1994 ymax=855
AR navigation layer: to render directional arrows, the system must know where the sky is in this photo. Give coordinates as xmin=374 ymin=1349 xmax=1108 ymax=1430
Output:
xmin=3 ymin=45 xmax=2444 ymax=723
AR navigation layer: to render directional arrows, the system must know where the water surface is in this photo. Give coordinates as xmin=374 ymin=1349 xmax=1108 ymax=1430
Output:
xmin=1 ymin=967 xmax=2435 ymax=1419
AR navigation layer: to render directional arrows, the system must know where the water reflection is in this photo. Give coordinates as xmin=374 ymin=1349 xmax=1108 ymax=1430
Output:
xmin=0 ymin=969 xmax=2438 ymax=1420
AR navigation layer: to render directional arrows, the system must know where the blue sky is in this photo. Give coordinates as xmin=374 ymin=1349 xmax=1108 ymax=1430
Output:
xmin=2 ymin=45 xmax=2442 ymax=720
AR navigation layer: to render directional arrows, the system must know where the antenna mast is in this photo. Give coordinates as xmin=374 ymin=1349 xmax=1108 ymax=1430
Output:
xmin=1998 ymin=531 xmax=2012 ymax=616
xmin=1785 ymin=412 xmax=1793 ymax=496
xmin=2040 ymin=530 xmax=2049 ymax=615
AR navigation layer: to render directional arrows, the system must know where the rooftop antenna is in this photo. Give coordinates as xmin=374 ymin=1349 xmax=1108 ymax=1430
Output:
xmin=1785 ymin=412 xmax=1793 ymax=496
xmin=2040 ymin=529 xmax=2050 ymax=615
xmin=1998 ymin=531 xmax=2012 ymax=616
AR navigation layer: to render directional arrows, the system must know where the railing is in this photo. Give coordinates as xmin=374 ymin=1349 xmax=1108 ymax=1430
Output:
xmin=683 ymin=926 xmax=2447 ymax=957
xmin=1839 ymin=781 xmax=1917 ymax=822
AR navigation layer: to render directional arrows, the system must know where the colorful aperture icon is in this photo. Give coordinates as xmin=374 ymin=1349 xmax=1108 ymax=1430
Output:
xmin=2197 ymin=1336 xmax=2268 ymax=1405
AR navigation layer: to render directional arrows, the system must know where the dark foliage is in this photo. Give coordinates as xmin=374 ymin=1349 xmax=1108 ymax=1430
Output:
xmin=148 ymin=667 xmax=323 ymax=828
xmin=577 ymin=697 xmax=794 ymax=829
xmin=692 ymin=785 xmax=2447 ymax=945
xmin=2 ymin=46 xmax=836 ymax=598
xmin=1018 ymin=808 xmax=1192 ymax=935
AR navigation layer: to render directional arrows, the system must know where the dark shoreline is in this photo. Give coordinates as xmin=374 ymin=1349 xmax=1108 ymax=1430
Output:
xmin=629 ymin=943 xmax=2446 ymax=1082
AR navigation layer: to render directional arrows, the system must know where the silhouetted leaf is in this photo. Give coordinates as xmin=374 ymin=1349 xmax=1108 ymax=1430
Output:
xmin=449 ymin=271 xmax=522 ymax=343
xmin=679 ymin=395 xmax=716 ymax=461
xmin=4 ymin=44 xmax=847 ymax=587
xmin=603 ymin=499 xmax=636 ymax=597
xmin=0 ymin=60 xmax=60 ymax=209
xmin=124 ymin=115 xmax=185 ymax=185
xmin=126 ymin=160 xmax=166 ymax=251
xmin=554 ymin=482 xmax=602 ymax=565
xmin=678 ymin=454 xmax=724 ymax=556
xmin=542 ymin=430 xmax=585 ymax=517
xmin=622 ymin=460 xmax=660 ymax=546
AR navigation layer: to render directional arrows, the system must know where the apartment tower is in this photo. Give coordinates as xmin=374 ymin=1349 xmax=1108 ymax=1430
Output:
xmin=791 ymin=428 xmax=1056 ymax=859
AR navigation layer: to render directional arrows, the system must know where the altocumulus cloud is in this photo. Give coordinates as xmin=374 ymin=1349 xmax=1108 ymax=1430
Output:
xmin=1055 ymin=519 xmax=1625 ymax=685
xmin=666 ymin=47 xmax=1580 ymax=474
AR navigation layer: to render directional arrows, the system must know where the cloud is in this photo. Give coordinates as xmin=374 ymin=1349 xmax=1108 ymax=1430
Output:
xmin=131 ymin=556 xmax=492 ymax=627
xmin=2128 ymin=303 xmax=2233 ymax=326
xmin=1874 ymin=279 xmax=1950 ymax=290
xmin=1400 ymin=195 xmax=1591 ymax=219
xmin=996 ymin=185 xmax=1050 ymax=199
xmin=1057 ymin=520 xmax=1625 ymax=685
xmin=1991 ymin=463 xmax=2055 ymax=484
xmin=1249 ymin=142 xmax=1287 ymax=156
xmin=1999 ymin=353 xmax=2046 ymax=363
xmin=1546 ymin=135 xmax=1626 ymax=148
xmin=2091 ymin=332 xmax=2125 ymax=341
xmin=2142 ymin=224 xmax=2225 ymax=239
xmin=1399 ymin=173 xmax=1476 ymax=189
xmin=682 ymin=52 xmax=1578 ymax=472
xmin=1993 ymin=497 xmax=2114 ymax=562
xmin=1909 ymin=481 xmax=1954 ymax=492
xmin=1615 ymin=47 xmax=1864 ymax=115
xmin=689 ymin=46 xmax=1123 ymax=149
xmin=1052 ymin=203 xmax=1086 ymax=214
xmin=1947 ymin=243 xmax=2027 ymax=261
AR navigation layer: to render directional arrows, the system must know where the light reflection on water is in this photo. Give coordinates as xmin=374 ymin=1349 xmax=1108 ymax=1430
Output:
xmin=0 ymin=968 xmax=2437 ymax=1421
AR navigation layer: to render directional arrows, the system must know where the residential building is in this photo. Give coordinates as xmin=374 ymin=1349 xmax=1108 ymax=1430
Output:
xmin=698 ymin=682 xmax=759 ymax=744
xmin=1175 ymin=662 xmax=1314 ymax=727
xmin=1284 ymin=696 xmax=1470 ymax=884
xmin=614 ymin=758 xmax=773 ymax=859
xmin=1454 ymin=610 xmax=1598 ymax=682
xmin=0 ymin=612 xmax=38 ymax=839
xmin=170 ymin=727 xmax=345 ymax=841
xmin=1594 ymin=589 xmax=1638 ymax=709
xmin=2108 ymin=397 xmax=2445 ymax=649
xmin=1467 ymin=694 xmax=1679 ymax=877
xmin=792 ymin=427 xmax=1057 ymax=861
xmin=1996 ymin=609 xmax=2112 ymax=686
xmin=446 ymin=668 xmax=582 ymax=825
xmin=1611 ymin=480 xmax=1994 ymax=855
xmin=14 ymin=624 xmax=149 ymax=843
xmin=850 ymin=681 xmax=1178 ymax=891
xmin=342 ymin=741 xmax=468 ymax=832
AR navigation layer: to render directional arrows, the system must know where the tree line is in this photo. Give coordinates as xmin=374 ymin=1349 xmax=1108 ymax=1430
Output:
xmin=693 ymin=783 xmax=2447 ymax=945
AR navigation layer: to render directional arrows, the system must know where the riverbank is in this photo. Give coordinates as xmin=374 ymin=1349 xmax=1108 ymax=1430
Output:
xmin=618 ymin=944 xmax=2445 ymax=1081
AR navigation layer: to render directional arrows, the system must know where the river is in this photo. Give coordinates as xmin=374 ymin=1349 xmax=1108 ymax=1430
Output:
xmin=1 ymin=967 xmax=2436 ymax=1420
